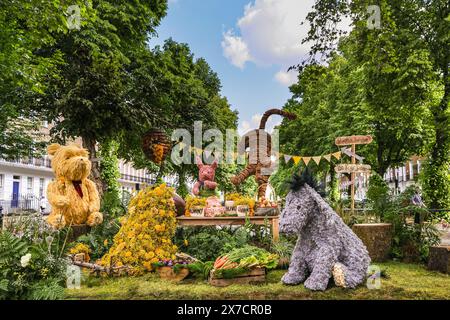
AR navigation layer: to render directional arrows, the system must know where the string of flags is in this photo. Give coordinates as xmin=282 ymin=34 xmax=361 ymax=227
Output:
xmin=174 ymin=142 xmax=358 ymax=167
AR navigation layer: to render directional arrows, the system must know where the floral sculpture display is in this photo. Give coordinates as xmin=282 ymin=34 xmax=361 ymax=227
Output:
xmin=46 ymin=143 xmax=103 ymax=229
xmin=100 ymin=184 xmax=178 ymax=275
xmin=231 ymin=108 xmax=296 ymax=199
xmin=192 ymin=156 xmax=218 ymax=196
xmin=280 ymin=171 xmax=370 ymax=291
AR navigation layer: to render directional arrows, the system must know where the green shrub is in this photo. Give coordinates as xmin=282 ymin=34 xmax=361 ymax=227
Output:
xmin=420 ymin=160 xmax=450 ymax=219
xmin=174 ymin=227 xmax=249 ymax=262
xmin=0 ymin=230 xmax=67 ymax=300
xmin=381 ymin=189 xmax=441 ymax=263
xmin=76 ymin=215 xmax=121 ymax=262
xmin=366 ymin=173 xmax=391 ymax=219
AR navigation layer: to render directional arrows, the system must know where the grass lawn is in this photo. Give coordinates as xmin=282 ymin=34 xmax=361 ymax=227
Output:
xmin=66 ymin=262 xmax=450 ymax=300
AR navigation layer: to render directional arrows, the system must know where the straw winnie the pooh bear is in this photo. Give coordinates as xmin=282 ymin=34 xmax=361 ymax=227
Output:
xmin=46 ymin=143 xmax=103 ymax=229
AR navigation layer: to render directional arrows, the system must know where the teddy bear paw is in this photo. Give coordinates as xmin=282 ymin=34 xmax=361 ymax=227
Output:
xmin=47 ymin=214 xmax=66 ymax=229
xmin=87 ymin=212 xmax=103 ymax=227
xmin=55 ymin=196 xmax=70 ymax=207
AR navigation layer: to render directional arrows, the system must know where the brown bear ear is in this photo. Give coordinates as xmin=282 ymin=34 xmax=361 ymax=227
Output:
xmin=47 ymin=143 xmax=61 ymax=156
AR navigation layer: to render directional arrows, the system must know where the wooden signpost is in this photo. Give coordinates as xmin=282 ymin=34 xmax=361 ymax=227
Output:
xmin=335 ymin=135 xmax=372 ymax=213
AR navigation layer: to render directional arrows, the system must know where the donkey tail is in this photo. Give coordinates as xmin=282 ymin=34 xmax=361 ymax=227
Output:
xmin=259 ymin=109 xmax=297 ymax=130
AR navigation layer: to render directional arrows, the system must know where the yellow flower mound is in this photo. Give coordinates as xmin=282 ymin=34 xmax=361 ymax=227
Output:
xmin=69 ymin=243 xmax=92 ymax=262
xmin=99 ymin=184 xmax=178 ymax=275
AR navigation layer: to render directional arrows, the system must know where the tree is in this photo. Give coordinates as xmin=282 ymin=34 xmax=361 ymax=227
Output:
xmin=0 ymin=0 xmax=88 ymax=158
xmin=31 ymin=0 xmax=168 ymax=193
xmin=293 ymin=0 xmax=449 ymax=208
xmin=116 ymin=39 xmax=240 ymax=196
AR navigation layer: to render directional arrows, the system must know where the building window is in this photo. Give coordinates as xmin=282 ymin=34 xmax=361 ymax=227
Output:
xmin=0 ymin=174 xmax=4 ymax=189
xmin=27 ymin=177 xmax=33 ymax=194
xmin=39 ymin=178 xmax=45 ymax=197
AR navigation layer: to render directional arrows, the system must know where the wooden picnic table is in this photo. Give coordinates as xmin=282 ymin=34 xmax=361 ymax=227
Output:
xmin=176 ymin=215 xmax=280 ymax=242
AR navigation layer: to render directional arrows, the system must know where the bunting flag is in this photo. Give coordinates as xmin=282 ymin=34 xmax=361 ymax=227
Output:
xmin=302 ymin=157 xmax=311 ymax=166
xmin=332 ymin=151 xmax=342 ymax=160
xmin=312 ymin=156 xmax=321 ymax=165
xmin=284 ymin=155 xmax=292 ymax=163
xmin=176 ymin=144 xmax=355 ymax=168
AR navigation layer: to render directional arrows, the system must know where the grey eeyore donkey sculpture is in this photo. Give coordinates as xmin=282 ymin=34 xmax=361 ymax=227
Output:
xmin=280 ymin=173 xmax=370 ymax=291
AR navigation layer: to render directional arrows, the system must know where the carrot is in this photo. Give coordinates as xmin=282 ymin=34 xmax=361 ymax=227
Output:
xmin=214 ymin=256 xmax=228 ymax=269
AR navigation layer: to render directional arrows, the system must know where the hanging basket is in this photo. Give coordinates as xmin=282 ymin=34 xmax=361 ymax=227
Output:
xmin=142 ymin=129 xmax=172 ymax=165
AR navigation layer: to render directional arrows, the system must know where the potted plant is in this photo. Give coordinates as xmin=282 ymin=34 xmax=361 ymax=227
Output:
xmin=352 ymin=174 xmax=393 ymax=262
xmin=153 ymin=259 xmax=191 ymax=282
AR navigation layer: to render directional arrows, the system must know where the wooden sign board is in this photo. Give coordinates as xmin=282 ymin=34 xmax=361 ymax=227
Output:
xmin=335 ymin=135 xmax=373 ymax=146
xmin=335 ymin=164 xmax=371 ymax=174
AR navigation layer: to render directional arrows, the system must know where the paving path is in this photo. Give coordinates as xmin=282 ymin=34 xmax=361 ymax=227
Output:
xmin=436 ymin=223 xmax=450 ymax=246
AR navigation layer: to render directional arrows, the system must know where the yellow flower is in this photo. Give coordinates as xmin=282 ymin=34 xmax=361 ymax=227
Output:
xmin=184 ymin=239 xmax=189 ymax=246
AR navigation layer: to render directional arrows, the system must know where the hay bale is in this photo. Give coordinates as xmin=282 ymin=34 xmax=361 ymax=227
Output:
xmin=352 ymin=223 xmax=393 ymax=262
xmin=427 ymin=245 xmax=450 ymax=274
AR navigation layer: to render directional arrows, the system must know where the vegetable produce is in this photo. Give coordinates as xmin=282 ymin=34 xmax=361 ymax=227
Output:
xmin=212 ymin=245 xmax=279 ymax=278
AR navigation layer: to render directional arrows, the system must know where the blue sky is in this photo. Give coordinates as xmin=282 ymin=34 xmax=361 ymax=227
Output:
xmin=150 ymin=0 xmax=315 ymax=134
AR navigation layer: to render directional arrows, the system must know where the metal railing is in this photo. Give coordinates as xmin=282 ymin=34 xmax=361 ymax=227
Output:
xmin=0 ymin=157 xmax=52 ymax=168
xmin=0 ymin=197 xmax=50 ymax=215
xmin=120 ymin=174 xmax=155 ymax=184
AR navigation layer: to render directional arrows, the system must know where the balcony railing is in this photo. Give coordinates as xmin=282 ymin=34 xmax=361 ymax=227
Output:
xmin=120 ymin=174 xmax=155 ymax=184
xmin=0 ymin=157 xmax=52 ymax=168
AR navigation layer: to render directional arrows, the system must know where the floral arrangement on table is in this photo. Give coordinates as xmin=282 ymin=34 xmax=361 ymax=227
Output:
xmin=184 ymin=195 xmax=207 ymax=217
xmin=212 ymin=245 xmax=278 ymax=279
xmin=99 ymin=184 xmax=178 ymax=275
xmin=225 ymin=193 xmax=256 ymax=216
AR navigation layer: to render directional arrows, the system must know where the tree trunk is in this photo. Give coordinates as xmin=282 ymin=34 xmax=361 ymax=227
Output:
xmin=82 ymin=136 xmax=105 ymax=197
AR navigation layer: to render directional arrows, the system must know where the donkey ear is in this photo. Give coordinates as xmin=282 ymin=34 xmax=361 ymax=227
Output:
xmin=195 ymin=155 xmax=203 ymax=168
xmin=47 ymin=143 xmax=61 ymax=156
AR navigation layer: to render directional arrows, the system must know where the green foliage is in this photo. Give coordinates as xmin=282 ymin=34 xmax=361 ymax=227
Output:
xmin=378 ymin=189 xmax=442 ymax=262
xmin=186 ymin=261 xmax=214 ymax=280
xmin=300 ymin=0 xmax=450 ymax=210
xmin=174 ymin=227 xmax=249 ymax=262
xmin=76 ymin=215 xmax=121 ymax=262
xmin=270 ymin=238 xmax=295 ymax=269
xmin=421 ymin=160 xmax=450 ymax=212
xmin=99 ymin=140 xmax=121 ymax=199
xmin=26 ymin=278 xmax=65 ymax=300
xmin=366 ymin=173 xmax=391 ymax=219
xmin=0 ymin=230 xmax=67 ymax=300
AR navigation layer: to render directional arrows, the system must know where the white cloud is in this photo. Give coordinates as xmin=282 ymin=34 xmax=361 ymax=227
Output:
xmin=274 ymin=69 xmax=298 ymax=86
xmin=222 ymin=0 xmax=351 ymax=86
xmin=221 ymin=30 xmax=252 ymax=69
xmin=222 ymin=0 xmax=315 ymax=81
xmin=236 ymin=0 xmax=314 ymax=66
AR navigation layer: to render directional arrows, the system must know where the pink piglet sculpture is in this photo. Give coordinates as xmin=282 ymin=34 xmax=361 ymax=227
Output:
xmin=192 ymin=156 xmax=218 ymax=196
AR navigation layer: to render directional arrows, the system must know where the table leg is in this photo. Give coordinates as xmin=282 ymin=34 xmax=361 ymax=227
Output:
xmin=272 ymin=217 xmax=279 ymax=242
